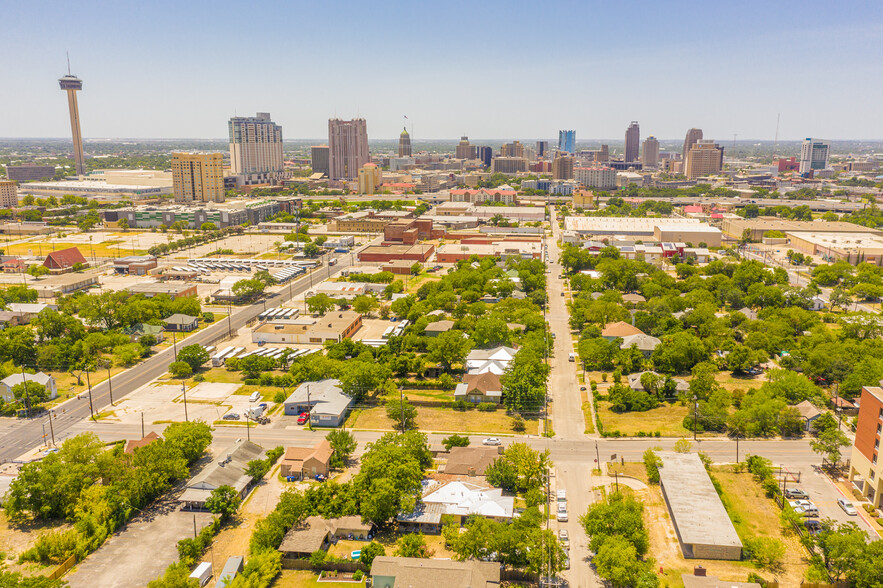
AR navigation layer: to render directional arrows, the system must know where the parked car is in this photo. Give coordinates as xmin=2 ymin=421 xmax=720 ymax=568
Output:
xmin=483 ymin=437 xmax=502 ymax=446
xmin=804 ymin=519 xmax=822 ymax=535
xmin=556 ymin=504 xmax=568 ymax=522
xmin=297 ymin=412 xmax=310 ymax=425
xmin=563 ymin=549 xmax=570 ymax=570
xmin=838 ymin=498 xmax=858 ymax=515
xmin=249 ymin=391 xmax=261 ymax=403
xmin=223 ymin=413 xmax=240 ymax=420
xmin=788 ymin=500 xmax=819 ymax=517
xmin=558 ymin=529 xmax=569 ymax=548
xmin=785 ymin=488 xmax=809 ymax=500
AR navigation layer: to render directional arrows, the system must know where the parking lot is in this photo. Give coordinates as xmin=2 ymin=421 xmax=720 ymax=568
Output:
xmin=786 ymin=467 xmax=878 ymax=538
xmin=106 ymin=381 xmax=267 ymax=425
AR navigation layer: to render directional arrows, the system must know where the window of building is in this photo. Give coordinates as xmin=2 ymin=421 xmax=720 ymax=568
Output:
xmin=879 ymin=423 xmax=882 ymax=435
xmin=872 ymin=470 xmax=877 ymax=481
xmin=876 ymin=439 xmax=880 ymax=450
xmin=875 ymin=454 xmax=879 ymax=465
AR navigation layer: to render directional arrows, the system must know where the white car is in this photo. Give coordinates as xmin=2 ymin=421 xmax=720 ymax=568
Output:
xmin=482 ymin=437 xmax=502 ymax=446
xmin=558 ymin=529 xmax=569 ymax=548
xmin=557 ymin=505 xmax=568 ymax=522
xmin=838 ymin=498 xmax=858 ymax=516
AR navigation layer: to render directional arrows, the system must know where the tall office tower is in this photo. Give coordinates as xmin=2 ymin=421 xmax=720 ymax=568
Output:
xmin=799 ymin=138 xmax=831 ymax=175
xmin=328 ymin=118 xmax=369 ymax=181
xmin=477 ymin=146 xmax=493 ymax=168
xmin=624 ymin=122 xmax=640 ymax=163
xmin=641 ymin=136 xmax=660 ymax=168
xmin=501 ymin=141 xmax=524 ymax=158
xmin=682 ymin=128 xmax=703 ymax=161
xmin=0 ymin=181 xmax=18 ymax=208
xmin=456 ymin=136 xmax=477 ymax=160
xmin=398 ymin=127 xmax=412 ymax=157
xmin=228 ymin=112 xmax=283 ymax=185
xmin=684 ymin=140 xmax=724 ymax=179
xmin=595 ymin=145 xmax=610 ymax=163
xmin=171 ymin=152 xmax=225 ymax=204
xmin=552 ymin=154 xmax=574 ymax=180
xmin=536 ymin=141 xmax=549 ymax=158
xmin=311 ymin=145 xmax=330 ymax=177
xmin=58 ymin=68 xmax=86 ymax=176
xmin=558 ymin=130 xmax=576 ymax=153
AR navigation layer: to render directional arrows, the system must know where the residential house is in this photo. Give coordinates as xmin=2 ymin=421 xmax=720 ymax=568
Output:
xmin=619 ymin=333 xmax=662 ymax=358
xmin=0 ymin=372 xmax=58 ymax=402
xmin=0 ymin=311 xmax=28 ymax=328
xmin=465 ymin=346 xmax=517 ymax=375
xmin=601 ymin=321 xmax=645 ymax=341
xmin=43 ymin=247 xmax=88 ymax=273
xmin=6 ymin=302 xmax=57 ymax=320
xmin=454 ymin=372 xmax=502 ymax=404
xmin=397 ymin=481 xmax=514 ymax=533
xmin=280 ymin=440 xmax=333 ymax=479
xmin=178 ymin=439 xmax=265 ymax=510
xmin=622 ymin=293 xmax=646 ymax=304
xmin=1 ymin=258 xmax=25 ymax=273
xmin=424 ymin=320 xmax=455 ymax=337
xmin=163 ymin=313 xmax=199 ymax=332
xmin=794 ymin=400 xmax=822 ymax=431
xmin=370 ymin=556 xmax=501 ymax=588
xmin=124 ymin=431 xmax=161 ymax=454
xmin=278 ymin=516 xmax=373 ymax=559
xmin=627 ymin=371 xmax=688 ymax=394
xmin=443 ymin=446 xmax=502 ymax=476
xmin=123 ymin=323 xmax=165 ymax=343
xmin=283 ymin=379 xmax=353 ymax=427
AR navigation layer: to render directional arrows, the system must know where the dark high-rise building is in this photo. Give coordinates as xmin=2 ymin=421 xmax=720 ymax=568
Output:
xmin=398 ymin=127 xmax=412 ymax=157
xmin=476 ymin=146 xmax=493 ymax=168
xmin=6 ymin=165 xmax=56 ymax=182
xmin=558 ymin=130 xmax=575 ymax=153
xmin=456 ymin=136 xmax=476 ymax=160
xmin=624 ymin=121 xmax=640 ymax=163
xmin=536 ymin=141 xmax=549 ymax=158
xmin=683 ymin=128 xmax=703 ymax=161
xmin=311 ymin=145 xmax=330 ymax=177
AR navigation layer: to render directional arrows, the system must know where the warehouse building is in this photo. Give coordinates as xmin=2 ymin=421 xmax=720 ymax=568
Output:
xmin=721 ymin=218 xmax=881 ymax=241
xmin=658 ymin=452 xmax=742 ymax=560
xmin=252 ymin=311 xmax=362 ymax=345
xmin=563 ymin=216 xmax=705 ymax=237
xmin=785 ymin=231 xmax=883 ymax=265
xmin=358 ymin=244 xmax=435 ymax=263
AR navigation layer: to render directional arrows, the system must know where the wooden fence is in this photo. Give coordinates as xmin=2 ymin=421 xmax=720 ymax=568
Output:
xmin=47 ymin=554 xmax=77 ymax=580
xmin=282 ymin=558 xmax=367 ymax=573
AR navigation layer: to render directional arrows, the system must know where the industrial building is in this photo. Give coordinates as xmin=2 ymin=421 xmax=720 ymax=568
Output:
xmin=658 ymin=452 xmax=742 ymax=560
xmin=17 ymin=179 xmax=171 ymax=201
xmin=358 ymin=244 xmax=435 ymax=263
xmin=786 ymin=231 xmax=883 ymax=265
xmin=721 ymin=218 xmax=881 ymax=241
xmin=252 ymin=311 xmax=362 ymax=345
xmin=564 ymin=216 xmax=708 ymax=237
xmin=436 ymin=241 xmax=543 ymax=263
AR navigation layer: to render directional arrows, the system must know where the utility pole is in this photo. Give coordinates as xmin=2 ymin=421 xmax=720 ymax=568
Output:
xmin=48 ymin=411 xmax=55 ymax=446
xmin=693 ymin=395 xmax=698 ymax=441
xmin=306 ymin=384 xmax=312 ymax=431
xmin=735 ymin=435 xmax=740 ymax=463
xmin=399 ymin=386 xmax=405 ymax=434
xmin=86 ymin=368 xmax=94 ymax=419
xmin=141 ymin=411 xmax=145 ymax=438
xmin=245 ymin=413 xmax=250 ymax=441
xmin=595 ymin=440 xmax=601 ymax=473
xmin=105 ymin=361 xmax=114 ymax=406
xmin=172 ymin=331 xmax=178 ymax=361
xmin=182 ymin=380 xmax=189 ymax=422
xmin=20 ymin=366 xmax=31 ymax=419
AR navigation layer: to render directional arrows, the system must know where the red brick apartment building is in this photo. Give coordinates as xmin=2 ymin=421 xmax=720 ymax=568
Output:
xmin=849 ymin=386 xmax=883 ymax=507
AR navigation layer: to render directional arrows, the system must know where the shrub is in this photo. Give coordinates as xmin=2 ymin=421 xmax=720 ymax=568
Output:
xmin=743 ymin=536 xmax=785 ymax=571
xmin=477 ymin=402 xmax=496 ymax=412
xmin=512 ymin=416 xmax=526 ymax=432
xmin=192 ymin=374 xmax=205 ymax=383
xmin=274 ymin=390 xmax=286 ymax=403
xmin=643 ymin=449 xmax=662 ymax=484
xmin=178 ymin=517 xmax=221 ymax=566
xmin=353 ymin=570 xmax=364 ymax=581
xmin=310 ymin=550 xmax=327 ymax=567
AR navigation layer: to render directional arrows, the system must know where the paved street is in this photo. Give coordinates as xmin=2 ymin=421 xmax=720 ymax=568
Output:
xmin=0 ymin=248 xmax=361 ymax=463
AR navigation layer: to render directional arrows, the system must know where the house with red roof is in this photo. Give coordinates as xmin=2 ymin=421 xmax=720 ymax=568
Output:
xmin=43 ymin=247 xmax=88 ymax=273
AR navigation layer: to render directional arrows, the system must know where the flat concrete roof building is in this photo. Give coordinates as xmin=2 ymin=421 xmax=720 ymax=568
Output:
xmin=721 ymin=217 xmax=880 ymax=241
xmin=785 ymin=231 xmax=883 ymax=265
xmin=658 ymin=452 xmax=742 ymax=560
xmin=564 ymin=216 xmax=703 ymax=237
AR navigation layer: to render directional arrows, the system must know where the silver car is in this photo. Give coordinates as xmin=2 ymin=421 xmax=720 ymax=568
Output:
xmin=838 ymin=498 xmax=858 ymax=516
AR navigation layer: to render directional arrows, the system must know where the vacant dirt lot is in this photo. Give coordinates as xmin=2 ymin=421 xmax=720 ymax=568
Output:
xmin=349 ymin=406 xmax=538 ymax=435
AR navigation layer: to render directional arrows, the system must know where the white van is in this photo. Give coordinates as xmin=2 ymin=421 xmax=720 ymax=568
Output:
xmin=568 ymin=353 xmax=576 ymax=362
xmin=249 ymin=391 xmax=261 ymax=403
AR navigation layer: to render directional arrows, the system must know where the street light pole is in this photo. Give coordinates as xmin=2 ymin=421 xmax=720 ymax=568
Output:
xmin=106 ymin=362 xmax=114 ymax=406
xmin=693 ymin=395 xmax=698 ymax=441
xmin=182 ymin=380 xmax=189 ymax=422
xmin=86 ymin=369 xmax=95 ymax=420
xmin=172 ymin=331 xmax=178 ymax=361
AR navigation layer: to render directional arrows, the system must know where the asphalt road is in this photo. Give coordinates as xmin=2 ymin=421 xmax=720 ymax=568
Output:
xmin=0 ymin=251 xmax=358 ymax=463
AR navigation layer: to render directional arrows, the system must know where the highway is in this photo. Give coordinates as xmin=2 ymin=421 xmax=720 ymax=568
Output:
xmin=0 ymin=251 xmax=358 ymax=463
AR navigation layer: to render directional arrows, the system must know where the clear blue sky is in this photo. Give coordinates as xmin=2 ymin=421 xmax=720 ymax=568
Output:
xmin=2 ymin=0 xmax=881 ymax=141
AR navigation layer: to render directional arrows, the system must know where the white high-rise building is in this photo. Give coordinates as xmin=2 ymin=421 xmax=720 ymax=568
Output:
xmin=799 ymin=138 xmax=830 ymax=175
xmin=229 ymin=112 xmax=284 ymax=185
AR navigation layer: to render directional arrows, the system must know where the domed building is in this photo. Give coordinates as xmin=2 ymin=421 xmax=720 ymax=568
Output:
xmin=398 ymin=127 xmax=412 ymax=157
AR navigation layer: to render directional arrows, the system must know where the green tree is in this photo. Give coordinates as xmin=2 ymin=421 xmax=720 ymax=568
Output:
xmin=146 ymin=563 xmax=199 ymax=588
xmin=232 ymin=279 xmax=265 ymax=300
xmin=26 ymin=265 xmax=50 ymax=278
xmin=651 ymin=331 xmax=708 ymax=374
xmin=810 ymin=427 xmax=850 ymax=464
xmin=359 ymin=541 xmax=386 ymax=568
xmin=303 ymin=242 xmax=320 ymax=257
xmin=442 ymin=434 xmax=470 ymax=451
xmin=817 ymin=522 xmax=868 ymax=580
xmin=169 ymin=361 xmax=192 ymax=379
xmin=593 ymin=536 xmax=657 ymax=588
xmin=11 ymin=382 xmax=50 ymax=409
xmin=427 ymin=330 xmax=473 ymax=371
xmin=727 ymin=345 xmax=766 ymax=374
xmin=205 ymin=485 xmax=241 ymax=520
xmin=580 ymin=492 xmax=649 ymax=556
xmin=338 ymin=361 xmax=389 ymax=402
xmin=200 ymin=222 xmax=217 ymax=231
xmin=177 ymin=344 xmax=209 ymax=371
xmin=237 ymin=354 xmax=276 ymax=379
xmin=306 ymin=293 xmax=336 ymax=315
xmin=386 ymin=396 xmax=417 ymax=430
xmin=352 ymin=295 xmax=378 ymax=315
xmin=395 ymin=532 xmax=431 ymax=558
xmin=326 ymin=429 xmax=357 ymax=468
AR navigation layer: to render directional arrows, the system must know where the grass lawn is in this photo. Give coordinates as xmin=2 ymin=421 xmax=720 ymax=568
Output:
xmin=607 ymin=461 xmax=650 ymax=485
xmin=350 ymin=406 xmax=538 ymax=435
xmin=597 ymin=400 xmax=692 ymax=437
xmin=581 ymin=389 xmax=595 ymax=434
xmin=271 ymin=570 xmax=364 ymax=587
xmin=715 ymin=372 xmax=765 ymax=393
xmin=200 ymin=368 xmax=245 ymax=384
xmin=403 ymin=388 xmax=450 ymax=402
xmin=6 ymin=241 xmax=148 ymax=258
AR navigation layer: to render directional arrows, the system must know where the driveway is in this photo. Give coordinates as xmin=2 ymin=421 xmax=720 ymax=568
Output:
xmin=793 ymin=467 xmax=878 ymax=539
xmin=66 ymin=494 xmax=215 ymax=588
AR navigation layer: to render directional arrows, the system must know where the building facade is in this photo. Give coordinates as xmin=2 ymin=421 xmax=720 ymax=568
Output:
xmin=357 ymin=163 xmax=382 ymax=194
xmin=536 ymin=140 xmax=549 ymax=158
xmin=5 ymin=165 xmax=55 ymax=182
xmin=685 ymin=140 xmax=724 ymax=179
xmin=574 ymin=166 xmax=616 ymax=189
xmin=311 ymin=145 xmax=330 ymax=177
xmin=0 ymin=181 xmax=18 ymax=208
xmin=849 ymin=386 xmax=883 ymax=507
xmin=455 ymin=136 xmax=476 ymax=160
xmin=476 ymin=146 xmax=492 ymax=168
xmin=682 ymin=128 xmax=703 ymax=161
xmin=491 ymin=157 xmax=528 ymax=175
xmin=552 ymin=154 xmax=574 ymax=180
xmin=624 ymin=121 xmax=640 ymax=163
xmin=558 ymin=130 xmax=576 ymax=153
xmin=328 ymin=118 xmax=369 ymax=181
xmin=228 ymin=112 xmax=284 ymax=185
xmin=642 ymin=136 xmax=660 ymax=168
xmin=398 ymin=127 xmax=412 ymax=157
xmin=171 ymin=152 xmax=225 ymax=203
xmin=799 ymin=138 xmax=830 ymax=175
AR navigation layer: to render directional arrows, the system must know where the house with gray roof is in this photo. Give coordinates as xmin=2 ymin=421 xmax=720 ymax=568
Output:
xmin=283 ymin=379 xmax=353 ymax=427
xmin=179 ymin=439 xmax=265 ymax=510
xmin=0 ymin=372 xmax=57 ymax=403
xmin=163 ymin=313 xmax=199 ymax=332
xmin=370 ymin=556 xmax=500 ymax=588
xmin=619 ymin=333 xmax=661 ymax=357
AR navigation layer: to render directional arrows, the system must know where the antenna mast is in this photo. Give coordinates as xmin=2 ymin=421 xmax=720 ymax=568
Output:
xmin=66 ymin=51 xmax=71 ymax=75
xmin=774 ymin=112 xmax=780 ymax=156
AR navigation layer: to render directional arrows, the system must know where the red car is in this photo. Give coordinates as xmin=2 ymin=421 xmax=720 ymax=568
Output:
xmin=297 ymin=412 xmax=310 ymax=425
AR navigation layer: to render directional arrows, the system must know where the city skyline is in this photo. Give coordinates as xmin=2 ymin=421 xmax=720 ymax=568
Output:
xmin=2 ymin=1 xmax=882 ymax=140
